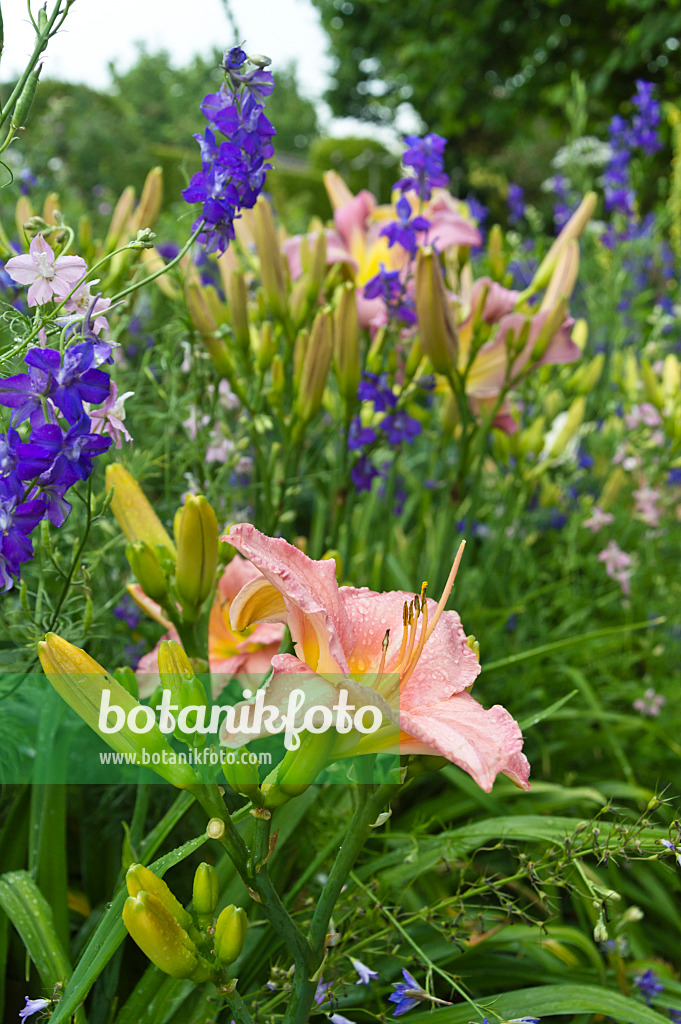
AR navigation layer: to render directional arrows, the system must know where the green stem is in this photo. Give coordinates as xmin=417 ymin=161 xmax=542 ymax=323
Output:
xmin=0 ymin=0 xmax=73 ymax=132
xmin=221 ymin=983 xmax=256 ymax=1024
xmin=109 ymin=223 xmax=204 ymax=304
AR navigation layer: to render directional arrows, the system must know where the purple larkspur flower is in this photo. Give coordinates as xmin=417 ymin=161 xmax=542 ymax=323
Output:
xmin=634 ymin=969 xmax=664 ymax=1005
xmin=380 ymin=195 xmax=431 ymax=256
xmin=351 ymin=957 xmax=378 ymax=984
xmin=19 ymin=996 xmax=50 ymax=1021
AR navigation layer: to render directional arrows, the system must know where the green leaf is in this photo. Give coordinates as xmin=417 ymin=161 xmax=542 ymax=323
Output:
xmin=0 ymin=869 xmax=73 ymax=994
xmin=410 ymin=983 xmax=672 ymax=1024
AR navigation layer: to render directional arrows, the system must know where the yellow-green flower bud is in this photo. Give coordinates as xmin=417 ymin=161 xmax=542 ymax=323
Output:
xmin=571 ymin=353 xmax=604 ymax=395
xmin=106 ymin=464 xmax=176 ymax=558
xmin=261 ymin=731 xmax=335 ymax=807
xmin=252 ymin=195 xmax=287 ymax=318
xmin=223 ymin=750 xmax=263 ymax=802
xmin=106 ymin=185 xmax=136 ymax=250
xmin=332 ymin=281 xmax=360 ymax=405
xmin=193 ymin=863 xmax=220 ymax=928
xmin=539 ymin=239 xmax=579 ymax=312
xmin=547 ymin=397 xmax=585 ymax=458
xmin=157 ymin=640 xmax=208 ymax=742
xmin=224 ymin=267 xmax=251 ymax=354
xmin=415 ymin=247 xmax=458 ymax=374
xmin=129 ymin=166 xmax=163 ymax=235
xmin=531 ymin=192 xmax=596 ymax=292
xmin=214 ymin=905 xmax=247 ymax=966
xmin=126 ymin=863 xmax=193 ymax=931
xmin=405 ymin=754 xmax=449 ymax=779
xmin=488 ymin=223 xmax=505 ymax=280
xmin=38 ymin=633 xmax=199 ymax=789
xmin=530 ymin=299 xmax=567 ymax=364
xmin=293 ymin=307 xmax=333 ymax=430
xmin=640 ymin=357 xmax=664 ymax=410
xmin=123 ymin=892 xmax=210 ymax=980
xmin=126 ymin=541 xmax=169 ymax=603
xmin=175 ymin=495 xmax=219 ymax=619
xmin=465 ymin=635 xmax=480 ymax=661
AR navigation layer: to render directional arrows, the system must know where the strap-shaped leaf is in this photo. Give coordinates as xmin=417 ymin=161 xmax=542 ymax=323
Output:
xmin=410 ymin=983 xmax=672 ymax=1024
xmin=0 ymin=869 xmax=72 ymax=986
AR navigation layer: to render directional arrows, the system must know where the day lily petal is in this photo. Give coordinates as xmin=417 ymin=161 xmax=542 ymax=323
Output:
xmin=400 ymin=691 xmax=530 ymax=792
xmin=226 ymin=524 xmax=352 ymax=673
xmin=229 ymin=575 xmax=287 ymax=630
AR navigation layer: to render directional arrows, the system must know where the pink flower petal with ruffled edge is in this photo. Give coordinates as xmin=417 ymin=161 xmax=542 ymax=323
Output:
xmin=226 ymin=524 xmax=352 ymax=674
xmin=334 ymin=190 xmax=375 ymax=250
xmin=337 ymin=586 xmax=480 ymax=705
xmin=400 ymin=690 xmax=530 ymax=792
xmin=471 ymin=277 xmax=519 ymax=323
xmin=3 ymin=252 xmax=38 ymax=285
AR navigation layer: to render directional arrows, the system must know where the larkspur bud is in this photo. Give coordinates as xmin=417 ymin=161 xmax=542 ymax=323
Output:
xmin=11 ymin=64 xmax=42 ymax=131
xmin=38 ymin=633 xmax=198 ymax=789
xmin=175 ymin=495 xmax=219 ymax=619
xmin=214 ymin=905 xmax=247 ymax=966
xmin=126 ymin=863 xmax=193 ymax=931
xmin=106 ymin=464 xmax=175 ymax=558
xmin=415 ymin=247 xmax=458 ymax=374
xmin=193 ymin=863 xmax=220 ymax=928
xmin=123 ymin=892 xmax=210 ymax=980
xmin=126 ymin=541 xmax=169 ymax=603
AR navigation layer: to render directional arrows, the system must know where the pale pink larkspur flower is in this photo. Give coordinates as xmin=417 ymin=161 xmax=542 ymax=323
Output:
xmin=633 ymin=485 xmax=661 ymax=527
xmin=182 ymin=406 xmax=210 ymax=440
xmin=583 ymin=506 xmax=614 ymax=533
xmin=598 ymin=540 xmax=633 ymax=595
xmin=624 ymin=402 xmax=662 ymax=430
xmin=220 ymin=524 xmax=530 ymax=793
xmin=63 ymin=278 xmax=112 ymax=334
xmin=613 ymin=444 xmax=640 ymax=472
xmin=205 ymin=431 xmax=235 ymax=464
xmin=633 ymin=687 xmax=666 ymax=717
xmin=88 ymin=381 xmax=134 ymax=448
xmin=4 ymin=234 xmax=86 ymax=306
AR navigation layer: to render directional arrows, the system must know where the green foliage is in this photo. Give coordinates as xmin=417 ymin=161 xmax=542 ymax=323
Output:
xmin=309 ymin=134 xmax=401 ymax=201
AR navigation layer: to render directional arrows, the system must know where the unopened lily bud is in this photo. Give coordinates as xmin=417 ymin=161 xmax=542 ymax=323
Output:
xmin=123 ymin=892 xmax=210 ymax=980
xmin=130 ymin=166 xmax=163 ymax=235
xmin=519 ymin=415 xmax=546 ymax=457
xmin=571 ymin=353 xmax=604 ymax=394
xmin=262 ymin=731 xmax=335 ymax=806
xmin=78 ymin=214 xmax=92 ymax=253
xmin=599 ymin=467 xmax=627 ymax=510
xmin=186 ymin=282 xmax=236 ymax=381
xmin=225 ymin=268 xmax=250 ymax=353
xmin=175 ymin=495 xmax=219 ymax=618
xmin=157 ymin=640 xmax=209 ymax=740
xmin=572 ymin=318 xmax=588 ymax=351
xmin=193 ymin=863 xmax=220 ymax=928
xmin=126 ymin=541 xmax=169 ymax=603
xmin=293 ymin=307 xmax=333 ymax=429
xmin=269 ymin=354 xmax=285 ymax=412
xmin=333 ymin=281 xmax=360 ymax=405
xmin=223 ymin=750 xmax=263 ymax=802
xmin=38 ymin=633 xmax=198 ymax=789
xmin=256 ymin=320 xmax=275 ymax=372
xmin=465 ymin=635 xmax=480 ymax=661
xmin=539 ymin=239 xmax=579 ymax=312
xmin=548 ymin=397 xmax=585 ymax=457
xmin=126 ymin=863 xmax=193 ymax=931
xmin=531 ymin=192 xmax=596 ymax=292
xmin=252 ymin=195 xmax=287 ymax=318
xmin=106 ymin=185 xmax=136 ymax=250
xmin=488 ymin=223 xmax=505 ymax=280
xmin=640 ymin=357 xmax=664 ymax=410
xmin=214 ymin=905 xmax=247 ymax=966
xmin=531 ymin=299 xmax=567 ymax=363
xmin=662 ymin=353 xmax=680 ymax=401
xmin=106 ymin=464 xmax=176 ymax=558
xmin=308 ymin=228 xmax=327 ymax=298
xmin=415 ymin=247 xmax=458 ymax=374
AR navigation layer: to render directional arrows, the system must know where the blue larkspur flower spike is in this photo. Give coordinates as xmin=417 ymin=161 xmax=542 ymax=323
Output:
xmin=634 ymin=969 xmax=664 ymax=1005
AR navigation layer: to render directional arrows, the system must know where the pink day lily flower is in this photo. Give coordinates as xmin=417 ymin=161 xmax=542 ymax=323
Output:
xmin=283 ymin=172 xmax=481 ymax=330
xmin=221 ymin=524 xmax=530 ymax=793
xmin=4 ymin=234 xmax=87 ymax=306
xmin=134 ymin=554 xmax=284 ymax=697
xmin=88 ymin=381 xmax=134 ymax=449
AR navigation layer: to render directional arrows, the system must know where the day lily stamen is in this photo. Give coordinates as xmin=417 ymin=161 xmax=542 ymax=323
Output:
xmin=377 ymin=629 xmax=390 ymax=675
xmin=424 ymin=541 xmax=465 ymax=646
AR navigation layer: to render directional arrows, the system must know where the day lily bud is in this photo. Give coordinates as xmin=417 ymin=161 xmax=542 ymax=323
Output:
xmin=223 ymin=750 xmax=262 ymax=802
xmin=293 ymin=307 xmax=333 ymax=428
xmin=106 ymin=185 xmax=136 ymax=250
xmin=571 ymin=353 xmax=604 ymax=394
xmin=175 ymin=495 xmax=219 ymax=618
xmin=252 ymin=195 xmax=287 ymax=318
xmin=106 ymin=464 xmax=176 ymax=558
xmin=262 ymin=731 xmax=335 ymax=806
xmin=572 ymin=318 xmax=588 ymax=351
xmin=600 ymin=468 xmax=627 ymax=510
xmin=214 ymin=905 xmax=247 ymax=966
xmin=38 ymin=633 xmax=199 ymax=789
xmin=269 ymin=354 xmax=285 ymax=412
xmin=157 ymin=640 xmax=209 ymax=740
xmin=333 ymin=281 xmax=361 ymax=405
xmin=531 ymin=299 xmax=568 ymax=363
xmin=415 ymin=247 xmax=458 ymax=374
xmin=186 ymin=282 xmax=236 ymax=381
xmin=193 ymin=863 xmax=220 ymax=928
xmin=126 ymin=541 xmax=169 ymax=603
xmin=123 ymin=892 xmax=210 ymax=980
xmin=532 ymin=192 xmax=596 ymax=292
xmin=488 ymin=223 xmax=505 ymax=280
xmin=308 ymin=228 xmax=327 ymax=298
xmin=640 ymin=357 xmax=664 ymax=410
xmin=139 ymin=247 xmax=179 ymax=300
xmin=16 ymin=196 xmax=34 ymax=239
xmin=130 ymin=166 xmax=163 ymax=235
xmin=519 ymin=415 xmax=546 ymax=457
xmin=539 ymin=240 xmax=579 ymax=312
xmin=256 ymin=320 xmax=275 ymax=372
xmin=126 ymin=863 xmax=193 ymax=931
xmin=225 ymin=268 xmax=250 ymax=353
xmin=548 ymin=397 xmax=585 ymax=457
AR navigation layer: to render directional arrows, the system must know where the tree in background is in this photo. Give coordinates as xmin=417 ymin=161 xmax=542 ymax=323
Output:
xmin=310 ymin=0 xmax=681 ymax=184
